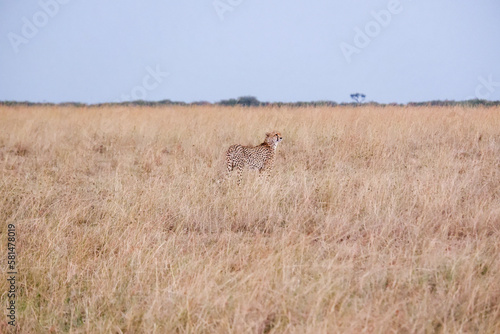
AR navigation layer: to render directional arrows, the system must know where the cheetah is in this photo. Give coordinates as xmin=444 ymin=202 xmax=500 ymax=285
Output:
xmin=226 ymin=131 xmax=283 ymax=184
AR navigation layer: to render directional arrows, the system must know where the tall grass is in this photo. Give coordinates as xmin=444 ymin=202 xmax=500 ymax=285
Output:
xmin=1 ymin=105 xmax=499 ymax=333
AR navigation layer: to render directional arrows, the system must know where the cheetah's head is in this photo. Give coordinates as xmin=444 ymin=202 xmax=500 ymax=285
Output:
xmin=265 ymin=131 xmax=283 ymax=149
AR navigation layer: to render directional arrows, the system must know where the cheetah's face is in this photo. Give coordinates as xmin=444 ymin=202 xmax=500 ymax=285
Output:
xmin=265 ymin=131 xmax=283 ymax=147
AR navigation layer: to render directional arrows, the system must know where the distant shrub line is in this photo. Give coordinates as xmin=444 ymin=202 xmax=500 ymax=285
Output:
xmin=1 ymin=97 xmax=499 ymax=108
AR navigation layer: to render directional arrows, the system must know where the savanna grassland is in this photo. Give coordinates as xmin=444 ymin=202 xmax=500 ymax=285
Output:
xmin=1 ymin=105 xmax=499 ymax=333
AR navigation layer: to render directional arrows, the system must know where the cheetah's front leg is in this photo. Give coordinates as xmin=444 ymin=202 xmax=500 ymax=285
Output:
xmin=260 ymin=161 xmax=273 ymax=179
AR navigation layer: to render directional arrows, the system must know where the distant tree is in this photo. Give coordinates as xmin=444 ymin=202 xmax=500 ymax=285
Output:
xmin=236 ymin=96 xmax=260 ymax=107
xmin=157 ymin=99 xmax=174 ymax=105
xmin=191 ymin=101 xmax=211 ymax=106
xmin=218 ymin=96 xmax=260 ymax=107
xmin=350 ymin=93 xmax=366 ymax=103
xmin=219 ymin=98 xmax=238 ymax=106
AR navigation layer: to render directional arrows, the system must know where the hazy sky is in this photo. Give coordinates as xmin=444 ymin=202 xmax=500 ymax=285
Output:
xmin=1 ymin=0 xmax=499 ymax=104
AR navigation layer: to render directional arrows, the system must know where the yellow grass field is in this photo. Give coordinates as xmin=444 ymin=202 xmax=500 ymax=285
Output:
xmin=1 ymin=105 xmax=499 ymax=333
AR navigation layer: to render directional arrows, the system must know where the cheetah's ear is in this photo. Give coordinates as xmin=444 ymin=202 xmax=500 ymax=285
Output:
xmin=265 ymin=132 xmax=272 ymax=137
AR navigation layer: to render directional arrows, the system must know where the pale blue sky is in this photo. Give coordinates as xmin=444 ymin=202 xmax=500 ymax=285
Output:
xmin=1 ymin=0 xmax=499 ymax=104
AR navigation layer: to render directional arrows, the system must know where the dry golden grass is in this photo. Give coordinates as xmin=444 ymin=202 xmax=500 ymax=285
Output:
xmin=1 ymin=105 xmax=500 ymax=333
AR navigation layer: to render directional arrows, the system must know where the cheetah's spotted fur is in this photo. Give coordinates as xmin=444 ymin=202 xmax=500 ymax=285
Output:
xmin=226 ymin=131 xmax=283 ymax=184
